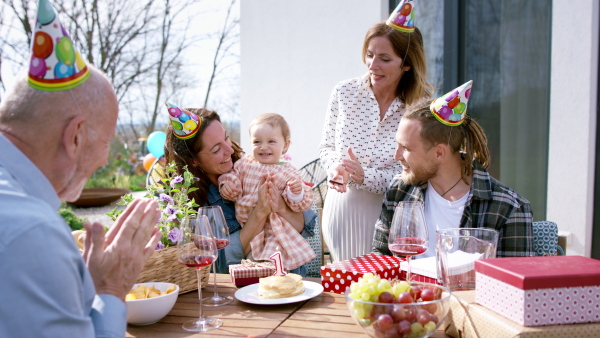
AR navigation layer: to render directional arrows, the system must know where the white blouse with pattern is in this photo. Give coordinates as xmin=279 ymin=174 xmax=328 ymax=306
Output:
xmin=319 ymin=74 xmax=404 ymax=262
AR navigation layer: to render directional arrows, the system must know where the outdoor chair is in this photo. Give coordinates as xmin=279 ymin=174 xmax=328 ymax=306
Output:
xmin=305 ymin=201 xmax=323 ymax=278
xmin=298 ymin=158 xmax=328 ymax=210
xmin=532 ymin=221 xmax=565 ymax=256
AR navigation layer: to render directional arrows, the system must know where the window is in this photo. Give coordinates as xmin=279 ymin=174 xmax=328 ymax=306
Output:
xmin=391 ymin=0 xmax=552 ymax=218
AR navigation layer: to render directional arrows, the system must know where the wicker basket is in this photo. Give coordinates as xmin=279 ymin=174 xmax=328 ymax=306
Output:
xmin=136 ymin=244 xmax=210 ymax=294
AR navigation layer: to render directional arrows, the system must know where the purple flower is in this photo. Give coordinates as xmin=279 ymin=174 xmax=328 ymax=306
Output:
xmin=159 ymin=193 xmax=174 ymax=204
xmin=282 ymin=153 xmax=292 ymax=161
xmin=170 ymin=175 xmax=183 ymax=188
xmin=155 ymin=242 xmax=165 ymax=250
xmin=168 ymin=227 xmax=183 ymax=244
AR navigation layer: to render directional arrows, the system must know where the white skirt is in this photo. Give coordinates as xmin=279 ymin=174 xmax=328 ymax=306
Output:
xmin=322 ymin=186 xmax=384 ymax=262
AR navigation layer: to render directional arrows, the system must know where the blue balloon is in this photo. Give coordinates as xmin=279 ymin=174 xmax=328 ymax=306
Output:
xmin=147 ymin=131 xmax=167 ymax=158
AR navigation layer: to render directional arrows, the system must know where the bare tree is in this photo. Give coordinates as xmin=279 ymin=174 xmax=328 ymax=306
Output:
xmin=203 ymin=0 xmax=238 ymax=107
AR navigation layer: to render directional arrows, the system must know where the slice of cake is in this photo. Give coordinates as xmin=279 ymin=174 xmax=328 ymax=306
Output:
xmin=257 ymin=273 xmax=305 ymax=299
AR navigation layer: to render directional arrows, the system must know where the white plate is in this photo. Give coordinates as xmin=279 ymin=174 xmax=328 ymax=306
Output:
xmin=234 ymin=280 xmax=324 ymax=305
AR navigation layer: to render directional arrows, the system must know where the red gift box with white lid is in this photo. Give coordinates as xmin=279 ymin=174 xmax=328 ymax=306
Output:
xmin=475 ymin=255 xmax=600 ymax=327
xmin=320 ymin=254 xmax=404 ymax=294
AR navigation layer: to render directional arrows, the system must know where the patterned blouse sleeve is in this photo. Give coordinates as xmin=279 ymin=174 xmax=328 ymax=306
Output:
xmin=318 ymin=82 xmax=342 ymax=174
xmin=356 ymin=161 xmax=403 ymax=195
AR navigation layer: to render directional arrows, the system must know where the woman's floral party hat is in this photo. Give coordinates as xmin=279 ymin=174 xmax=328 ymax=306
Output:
xmin=387 ymin=0 xmax=416 ymax=33
xmin=165 ymin=102 xmax=202 ymax=139
xmin=28 ymin=0 xmax=90 ymax=91
xmin=430 ymin=80 xmax=473 ymax=126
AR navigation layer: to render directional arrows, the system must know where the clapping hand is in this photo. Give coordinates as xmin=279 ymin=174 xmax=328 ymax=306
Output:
xmin=83 ymin=199 xmax=161 ymax=300
xmin=287 ymin=179 xmax=303 ymax=195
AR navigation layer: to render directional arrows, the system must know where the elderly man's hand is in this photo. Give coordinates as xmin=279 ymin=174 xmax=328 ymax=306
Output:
xmin=83 ymin=199 xmax=161 ymax=300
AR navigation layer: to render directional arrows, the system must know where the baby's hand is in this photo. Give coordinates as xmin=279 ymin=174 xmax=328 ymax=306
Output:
xmin=220 ymin=181 xmax=239 ymax=199
xmin=287 ymin=179 xmax=303 ymax=195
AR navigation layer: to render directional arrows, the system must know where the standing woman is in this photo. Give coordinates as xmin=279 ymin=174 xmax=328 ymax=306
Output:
xmin=319 ymin=4 xmax=433 ymax=262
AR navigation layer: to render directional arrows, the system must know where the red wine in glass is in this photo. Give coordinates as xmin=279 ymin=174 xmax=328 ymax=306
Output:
xmin=215 ymin=238 xmax=230 ymax=250
xmin=387 ymin=201 xmax=428 ymax=282
xmin=177 ymin=215 xmax=221 ymax=332
xmin=180 ymin=255 xmax=215 ymax=268
xmin=198 ymin=206 xmax=232 ymax=306
xmin=389 ymin=237 xmax=427 ymax=256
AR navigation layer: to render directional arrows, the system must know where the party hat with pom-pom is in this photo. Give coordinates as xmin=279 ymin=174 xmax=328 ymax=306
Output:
xmin=28 ymin=0 xmax=90 ymax=91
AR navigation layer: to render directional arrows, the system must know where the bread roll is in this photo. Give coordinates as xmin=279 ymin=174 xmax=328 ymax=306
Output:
xmin=257 ymin=273 xmax=305 ymax=299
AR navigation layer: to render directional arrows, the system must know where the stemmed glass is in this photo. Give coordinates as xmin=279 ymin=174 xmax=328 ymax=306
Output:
xmin=177 ymin=215 xmax=222 ymax=332
xmin=198 ymin=206 xmax=233 ymax=306
xmin=388 ymin=201 xmax=429 ymax=282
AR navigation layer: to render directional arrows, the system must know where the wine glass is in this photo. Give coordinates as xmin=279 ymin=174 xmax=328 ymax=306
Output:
xmin=387 ymin=201 xmax=428 ymax=282
xmin=177 ymin=215 xmax=222 ymax=332
xmin=198 ymin=206 xmax=233 ymax=306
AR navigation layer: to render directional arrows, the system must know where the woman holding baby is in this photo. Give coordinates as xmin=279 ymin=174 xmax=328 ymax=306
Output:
xmin=163 ymin=107 xmax=317 ymax=276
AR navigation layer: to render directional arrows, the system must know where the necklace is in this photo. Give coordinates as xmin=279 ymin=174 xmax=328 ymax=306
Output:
xmin=440 ymin=178 xmax=462 ymax=197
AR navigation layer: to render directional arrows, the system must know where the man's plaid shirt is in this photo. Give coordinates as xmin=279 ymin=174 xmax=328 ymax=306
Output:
xmin=372 ymin=161 xmax=535 ymax=257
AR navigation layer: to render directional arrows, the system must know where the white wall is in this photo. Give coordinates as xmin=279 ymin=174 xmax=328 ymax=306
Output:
xmin=240 ymin=0 xmax=388 ymax=168
xmin=547 ymin=0 xmax=599 ymax=256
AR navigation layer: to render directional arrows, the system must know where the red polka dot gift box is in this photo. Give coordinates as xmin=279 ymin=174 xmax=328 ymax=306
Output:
xmin=320 ymin=254 xmax=405 ymax=294
xmin=474 ymin=256 xmax=600 ymax=327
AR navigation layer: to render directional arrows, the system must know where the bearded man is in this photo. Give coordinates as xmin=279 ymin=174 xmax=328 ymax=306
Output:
xmin=372 ymin=82 xmax=534 ymax=258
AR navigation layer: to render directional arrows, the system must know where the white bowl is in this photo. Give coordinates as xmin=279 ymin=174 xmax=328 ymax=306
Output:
xmin=126 ymin=282 xmax=180 ymax=325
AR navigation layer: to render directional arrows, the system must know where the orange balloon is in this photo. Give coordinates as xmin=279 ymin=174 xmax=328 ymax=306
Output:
xmin=143 ymin=153 xmax=157 ymax=172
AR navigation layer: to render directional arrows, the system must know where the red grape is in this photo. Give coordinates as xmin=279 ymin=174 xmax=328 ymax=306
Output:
xmin=377 ymin=314 xmax=394 ymax=331
xmin=430 ymin=314 xmax=439 ymax=324
xmin=410 ymin=286 xmax=422 ymax=300
xmin=378 ymin=292 xmax=394 ymax=304
xmin=417 ymin=309 xmax=431 ymax=325
xmin=397 ymin=320 xmax=411 ymax=334
xmin=423 ymin=302 xmax=438 ymax=314
xmin=396 ymin=292 xmax=413 ymax=304
xmin=404 ymin=306 xmax=417 ymax=322
xmin=420 ymin=288 xmax=435 ymax=302
xmin=384 ymin=328 xmax=400 ymax=338
xmin=391 ymin=305 xmax=406 ymax=322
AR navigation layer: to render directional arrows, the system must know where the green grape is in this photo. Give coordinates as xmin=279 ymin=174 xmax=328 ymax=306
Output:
xmin=363 ymin=303 xmax=373 ymax=312
xmin=363 ymin=273 xmax=375 ymax=280
xmin=398 ymin=281 xmax=411 ymax=293
xmin=410 ymin=322 xmax=424 ymax=334
xmin=361 ymin=292 xmax=371 ymax=301
xmin=391 ymin=283 xmax=403 ymax=298
xmin=378 ymin=279 xmax=392 ymax=293
xmin=367 ymin=285 xmax=376 ymax=296
xmin=359 ymin=284 xmax=369 ymax=294
xmin=354 ymin=307 xmax=366 ymax=319
xmin=424 ymin=321 xmax=437 ymax=333
xmin=350 ymin=283 xmax=359 ymax=292
xmin=370 ymin=294 xmax=378 ymax=302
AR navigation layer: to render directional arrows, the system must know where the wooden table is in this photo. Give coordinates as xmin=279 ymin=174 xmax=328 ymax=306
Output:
xmin=126 ymin=274 xmax=448 ymax=337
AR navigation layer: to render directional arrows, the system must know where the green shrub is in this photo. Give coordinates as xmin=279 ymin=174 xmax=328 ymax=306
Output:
xmin=58 ymin=206 xmax=87 ymax=231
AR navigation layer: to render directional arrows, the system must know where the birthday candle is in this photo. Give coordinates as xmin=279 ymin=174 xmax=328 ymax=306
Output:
xmin=269 ymin=251 xmax=287 ymax=276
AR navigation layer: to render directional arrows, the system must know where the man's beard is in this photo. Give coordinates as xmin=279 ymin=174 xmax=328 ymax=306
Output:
xmin=401 ymin=161 xmax=438 ymax=185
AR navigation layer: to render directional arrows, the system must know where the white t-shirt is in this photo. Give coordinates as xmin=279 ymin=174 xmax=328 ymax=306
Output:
xmin=420 ymin=181 xmax=468 ymax=258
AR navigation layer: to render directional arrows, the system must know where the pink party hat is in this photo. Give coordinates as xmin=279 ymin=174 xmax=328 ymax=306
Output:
xmin=166 ymin=102 xmax=202 ymax=139
xmin=430 ymin=81 xmax=473 ymax=126
xmin=28 ymin=0 xmax=90 ymax=91
xmin=387 ymin=0 xmax=416 ymax=33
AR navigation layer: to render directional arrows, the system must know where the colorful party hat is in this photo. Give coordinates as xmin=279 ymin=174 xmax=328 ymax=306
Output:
xmin=166 ymin=102 xmax=202 ymax=139
xmin=28 ymin=0 xmax=90 ymax=91
xmin=387 ymin=0 xmax=416 ymax=33
xmin=430 ymin=81 xmax=473 ymax=126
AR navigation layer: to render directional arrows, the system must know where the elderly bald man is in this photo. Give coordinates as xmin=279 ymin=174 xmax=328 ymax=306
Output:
xmin=0 ymin=64 xmax=162 ymax=336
